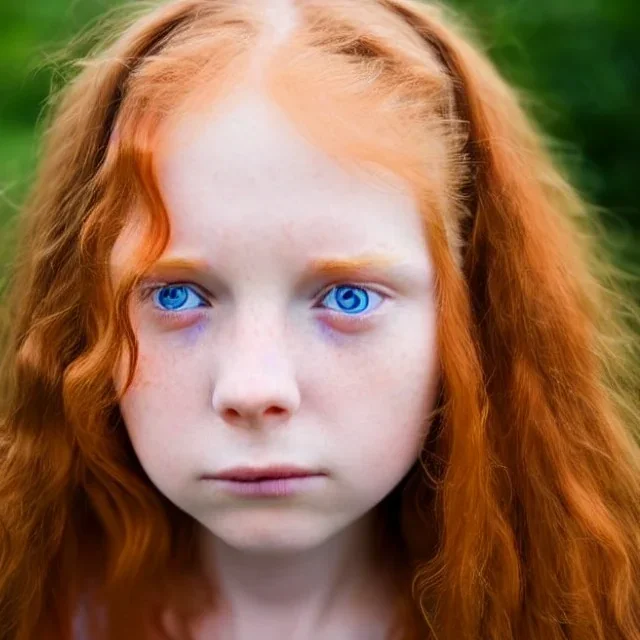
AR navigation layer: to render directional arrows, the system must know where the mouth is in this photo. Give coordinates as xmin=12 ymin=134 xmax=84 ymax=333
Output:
xmin=207 ymin=475 xmax=326 ymax=498
xmin=208 ymin=465 xmax=324 ymax=482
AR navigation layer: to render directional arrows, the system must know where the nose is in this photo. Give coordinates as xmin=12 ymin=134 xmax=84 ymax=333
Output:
xmin=211 ymin=343 xmax=301 ymax=431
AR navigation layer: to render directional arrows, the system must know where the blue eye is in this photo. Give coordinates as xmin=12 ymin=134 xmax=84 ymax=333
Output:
xmin=151 ymin=285 xmax=207 ymax=312
xmin=144 ymin=283 xmax=383 ymax=317
xmin=319 ymin=285 xmax=382 ymax=315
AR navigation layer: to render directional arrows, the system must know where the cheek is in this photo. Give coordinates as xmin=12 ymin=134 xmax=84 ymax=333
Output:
xmin=118 ymin=386 xmax=195 ymax=497
xmin=112 ymin=335 xmax=159 ymax=397
xmin=352 ymin=406 xmax=428 ymax=477
xmin=114 ymin=329 xmax=184 ymax=395
xmin=115 ymin=344 xmax=199 ymax=468
xmin=340 ymin=331 xmax=439 ymax=476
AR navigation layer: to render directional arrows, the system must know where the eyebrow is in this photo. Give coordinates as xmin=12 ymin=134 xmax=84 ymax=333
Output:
xmin=143 ymin=252 xmax=425 ymax=286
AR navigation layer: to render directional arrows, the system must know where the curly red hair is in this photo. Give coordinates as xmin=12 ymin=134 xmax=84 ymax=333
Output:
xmin=1 ymin=0 xmax=639 ymax=638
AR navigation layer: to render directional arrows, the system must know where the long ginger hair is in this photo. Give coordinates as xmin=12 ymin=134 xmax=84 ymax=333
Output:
xmin=0 ymin=0 xmax=639 ymax=638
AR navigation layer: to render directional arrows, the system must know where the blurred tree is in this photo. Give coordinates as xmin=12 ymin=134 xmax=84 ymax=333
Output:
xmin=0 ymin=0 xmax=120 ymax=214
xmin=453 ymin=0 xmax=640 ymax=252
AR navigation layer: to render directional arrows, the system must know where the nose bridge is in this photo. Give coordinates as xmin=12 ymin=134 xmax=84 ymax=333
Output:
xmin=235 ymin=287 xmax=288 ymax=346
xmin=225 ymin=290 xmax=292 ymax=368
xmin=212 ymin=295 xmax=300 ymax=425
xmin=219 ymin=256 xmax=297 ymax=356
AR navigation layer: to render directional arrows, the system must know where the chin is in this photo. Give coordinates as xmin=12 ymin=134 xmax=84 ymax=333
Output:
xmin=200 ymin=512 xmax=339 ymax=553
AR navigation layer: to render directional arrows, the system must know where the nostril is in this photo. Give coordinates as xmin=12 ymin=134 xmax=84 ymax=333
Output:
xmin=222 ymin=406 xmax=285 ymax=421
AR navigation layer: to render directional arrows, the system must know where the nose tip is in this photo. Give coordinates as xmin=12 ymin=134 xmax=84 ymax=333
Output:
xmin=211 ymin=334 xmax=300 ymax=429
xmin=212 ymin=374 xmax=300 ymax=429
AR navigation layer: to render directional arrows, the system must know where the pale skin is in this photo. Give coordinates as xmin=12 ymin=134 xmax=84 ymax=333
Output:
xmin=109 ymin=7 xmax=440 ymax=639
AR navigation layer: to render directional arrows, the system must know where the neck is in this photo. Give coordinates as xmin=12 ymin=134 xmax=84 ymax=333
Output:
xmin=194 ymin=509 xmax=395 ymax=639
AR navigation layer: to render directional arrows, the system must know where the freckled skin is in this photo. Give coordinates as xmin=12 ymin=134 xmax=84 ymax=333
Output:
xmin=110 ymin=85 xmax=440 ymax=637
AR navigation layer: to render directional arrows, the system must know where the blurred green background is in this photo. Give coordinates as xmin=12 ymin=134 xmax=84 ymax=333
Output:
xmin=1 ymin=0 xmax=639 ymax=276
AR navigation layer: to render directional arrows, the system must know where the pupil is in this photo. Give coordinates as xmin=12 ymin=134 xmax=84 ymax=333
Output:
xmin=338 ymin=287 xmax=366 ymax=312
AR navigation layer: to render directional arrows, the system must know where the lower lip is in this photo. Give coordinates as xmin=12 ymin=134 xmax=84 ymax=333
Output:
xmin=210 ymin=475 xmax=326 ymax=498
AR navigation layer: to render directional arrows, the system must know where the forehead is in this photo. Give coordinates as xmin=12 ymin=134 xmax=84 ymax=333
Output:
xmin=156 ymin=86 xmax=370 ymax=195
xmin=110 ymin=87 xmax=436 ymax=282
xmin=152 ymin=87 xmax=425 ymax=244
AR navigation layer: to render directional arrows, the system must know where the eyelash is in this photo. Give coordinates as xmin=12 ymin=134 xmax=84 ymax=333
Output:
xmin=136 ymin=280 xmax=388 ymax=326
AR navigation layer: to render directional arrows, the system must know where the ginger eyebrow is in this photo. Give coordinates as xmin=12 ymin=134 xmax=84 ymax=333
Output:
xmin=143 ymin=252 xmax=426 ymax=286
xmin=305 ymin=254 xmax=405 ymax=278
xmin=147 ymin=253 xmax=397 ymax=275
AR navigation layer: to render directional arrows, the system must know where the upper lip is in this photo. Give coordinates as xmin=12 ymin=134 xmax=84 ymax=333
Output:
xmin=209 ymin=465 xmax=323 ymax=482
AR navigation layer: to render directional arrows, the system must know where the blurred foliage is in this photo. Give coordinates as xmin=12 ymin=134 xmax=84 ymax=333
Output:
xmin=453 ymin=0 xmax=640 ymax=273
xmin=0 ymin=0 xmax=638 ymax=274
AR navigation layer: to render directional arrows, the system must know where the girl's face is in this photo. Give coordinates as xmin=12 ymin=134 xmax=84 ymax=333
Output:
xmin=110 ymin=87 xmax=440 ymax=553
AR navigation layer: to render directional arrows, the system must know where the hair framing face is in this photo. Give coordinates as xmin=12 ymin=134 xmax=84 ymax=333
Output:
xmin=0 ymin=1 xmax=638 ymax=639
